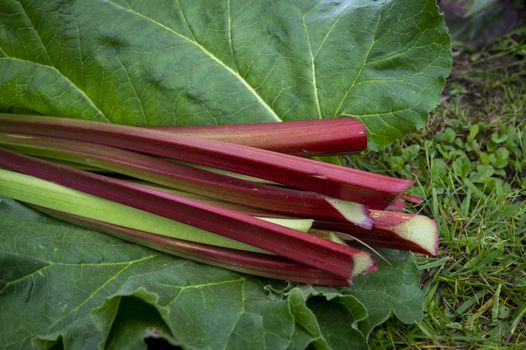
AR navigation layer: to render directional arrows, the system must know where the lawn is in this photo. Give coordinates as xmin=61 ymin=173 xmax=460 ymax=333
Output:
xmin=351 ymin=27 xmax=526 ymax=349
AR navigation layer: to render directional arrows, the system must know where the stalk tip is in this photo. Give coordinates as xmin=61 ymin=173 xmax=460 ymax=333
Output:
xmin=352 ymin=252 xmax=377 ymax=276
xmin=326 ymin=198 xmax=374 ymax=229
xmin=394 ymin=215 xmax=439 ymax=256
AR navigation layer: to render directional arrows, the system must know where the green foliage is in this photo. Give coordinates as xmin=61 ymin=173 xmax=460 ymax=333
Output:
xmin=440 ymin=0 xmax=526 ymax=48
xmin=0 ymin=0 xmax=450 ymax=149
xmin=0 ymin=1 xmax=454 ymax=348
xmin=0 ymin=200 xmax=424 ymax=350
xmin=346 ymin=29 xmax=526 ymax=348
xmin=351 ymin=88 xmax=526 ymax=195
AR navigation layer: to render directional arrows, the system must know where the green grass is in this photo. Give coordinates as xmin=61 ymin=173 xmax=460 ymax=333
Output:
xmin=348 ymin=27 xmax=526 ymax=349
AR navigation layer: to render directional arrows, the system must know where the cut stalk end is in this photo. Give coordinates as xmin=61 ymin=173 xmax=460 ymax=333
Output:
xmin=392 ymin=215 xmax=439 ymax=256
xmin=325 ymin=198 xmax=373 ymax=229
xmin=259 ymin=217 xmax=313 ymax=232
xmin=352 ymin=252 xmax=378 ymax=276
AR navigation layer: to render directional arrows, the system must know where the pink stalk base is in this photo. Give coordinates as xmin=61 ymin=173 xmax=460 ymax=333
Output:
xmin=401 ymin=194 xmax=423 ymax=204
xmin=386 ymin=199 xmax=407 ymax=212
xmin=0 ymin=147 xmax=376 ymax=279
xmin=148 ymin=117 xmax=367 ymax=156
xmin=32 ymin=205 xmax=349 ymax=286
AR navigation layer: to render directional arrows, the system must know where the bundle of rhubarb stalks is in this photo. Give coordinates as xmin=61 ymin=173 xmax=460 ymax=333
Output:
xmin=0 ymin=114 xmax=438 ymax=286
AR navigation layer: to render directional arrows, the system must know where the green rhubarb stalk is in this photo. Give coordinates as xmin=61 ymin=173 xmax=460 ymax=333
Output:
xmin=0 ymin=168 xmax=313 ymax=253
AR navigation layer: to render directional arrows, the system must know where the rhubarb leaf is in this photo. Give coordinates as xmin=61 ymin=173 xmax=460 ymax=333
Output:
xmin=0 ymin=0 xmax=450 ymax=149
xmin=0 ymin=0 xmax=442 ymax=347
xmin=349 ymin=250 xmax=425 ymax=338
xmin=295 ymin=250 xmax=425 ymax=341
xmin=0 ymin=199 xmax=424 ymax=349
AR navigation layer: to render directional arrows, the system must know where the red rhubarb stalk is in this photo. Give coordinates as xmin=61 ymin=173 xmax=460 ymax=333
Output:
xmin=0 ymin=133 xmax=372 ymax=228
xmin=120 ymin=182 xmax=438 ymax=256
xmin=148 ymin=117 xmax=367 ymax=156
xmin=314 ymin=210 xmax=439 ymax=256
xmin=386 ymin=199 xmax=407 ymax=212
xmin=0 ymin=114 xmax=413 ymax=209
xmin=32 ymin=206 xmax=349 ymax=286
xmin=0 ymin=147 xmax=376 ymax=280
xmin=401 ymin=194 xmax=423 ymax=204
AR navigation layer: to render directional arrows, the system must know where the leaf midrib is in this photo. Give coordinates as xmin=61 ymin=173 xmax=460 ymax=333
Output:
xmin=108 ymin=0 xmax=282 ymax=122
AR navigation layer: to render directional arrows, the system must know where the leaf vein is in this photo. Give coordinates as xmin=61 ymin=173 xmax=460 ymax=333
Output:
xmin=332 ymin=11 xmax=382 ymax=117
xmin=108 ymin=0 xmax=281 ymax=121
xmin=227 ymin=0 xmax=240 ymax=74
xmin=46 ymin=254 xmax=156 ymax=331
xmin=0 ymin=263 xmax=50 ymax=294
xmin=302 ymin=13 xmax=322 ymax=119
xmin=0 ymin=56 xmax=108 ymax=122
xmin=115 ymin=56 xmax=148 ymax=125
xmin=16 ymin=0 xmax=52 ymax=65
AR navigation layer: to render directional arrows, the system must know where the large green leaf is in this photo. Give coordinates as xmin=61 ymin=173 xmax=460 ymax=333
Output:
xmin=0 ymin=0 xmax=450 ymax=148
xmin=0 ymin=199 xmax=424 ymax=349
xmin=0 ymin=0 xmax=449 ymax=348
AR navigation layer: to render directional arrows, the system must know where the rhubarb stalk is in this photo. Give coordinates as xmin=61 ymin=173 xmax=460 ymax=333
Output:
xmin=147 ymin=117 xmax=367 ymax=156
xmin=116 ymin=181 xmax=439 ymax=256
xmin=0 ymin=168 xmax=314 ymax=252
xmin=0 ymin=148 xmax=376 ymax=279
xmin=171 ymin=188 xmax=440 ymax=256
xmin=0 ymin=114 xmax=413 ymax=209
xmin=314 ymin=210 xmax=439 ymax=256
xmin=32 ymin=206 xmax=349 ymax=286
xmin=0 ymin=132 xmax=372 ymax=228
